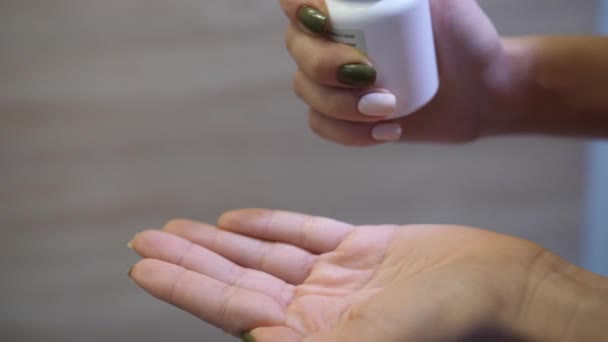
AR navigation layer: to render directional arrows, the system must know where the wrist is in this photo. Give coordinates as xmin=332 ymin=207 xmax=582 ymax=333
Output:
xmin=485 ymin=36 xmax=608 ymax=138
xmin=514 ymin=252 xmax=608 ymax=341
xmin=478 ymin=37 xmax=538 ymax=137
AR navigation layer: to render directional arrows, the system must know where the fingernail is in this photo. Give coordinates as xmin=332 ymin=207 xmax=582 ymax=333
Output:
xmin=358 ymin=93 xmax=397 ymax=117
xmin=127 ymin=233 xmax=137 ymax=249
xmin=298 ymin=6 xmax=327 ymax=35
xmin=242 ymin=333 xmax=256 ymax=342
xmin=127 ymin=265 xmax=134 ymax=277
xmin=372 ymin=123 xmax=402 ymax=141
xmin=338 ymin=64 xmax=377 ymax=88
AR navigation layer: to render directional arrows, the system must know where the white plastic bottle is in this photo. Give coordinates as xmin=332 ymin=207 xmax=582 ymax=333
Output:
xmin=326 ymin=0 xmax=439 ymax=118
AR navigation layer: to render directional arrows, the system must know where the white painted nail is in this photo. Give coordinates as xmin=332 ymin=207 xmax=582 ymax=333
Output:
xmin=372 ymin=123 xmax=402 ymax=141
xmin=358 ymin=93 xmax=397 ymax=117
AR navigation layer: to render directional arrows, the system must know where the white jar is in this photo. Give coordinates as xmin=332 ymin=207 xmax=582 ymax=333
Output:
xmin=326 ymin=0 xmax=439 ymax=118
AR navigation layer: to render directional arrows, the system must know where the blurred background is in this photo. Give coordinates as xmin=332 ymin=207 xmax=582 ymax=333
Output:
xmin=0 ymin=0 xmax=602 ymax=341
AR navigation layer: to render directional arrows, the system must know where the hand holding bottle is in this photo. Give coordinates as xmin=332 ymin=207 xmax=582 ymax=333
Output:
xmin=282 ymin=0 xmax=608 ymax=145
xmin=280 ymin=0 xmax=519 ymax=145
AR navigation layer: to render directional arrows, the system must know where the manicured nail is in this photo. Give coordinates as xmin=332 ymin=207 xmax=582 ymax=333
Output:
xmin=358 ymin=93 xmax=397 ymax=117
xmin=298 ymin=6 xmax=327 ymax=35
xmin=242 ymin=333 xmax=256 ymax=342
xmin=338 ymin=64 xmax=377 ymax=88
xmin=372 ymin=123 xmax=402 ymax=141
xmin=127 ymin=265 xmax=134 ymax=277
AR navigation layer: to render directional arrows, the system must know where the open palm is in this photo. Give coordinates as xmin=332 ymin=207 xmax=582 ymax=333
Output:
xmin=129 ymin=209 xmax=542 ymax=341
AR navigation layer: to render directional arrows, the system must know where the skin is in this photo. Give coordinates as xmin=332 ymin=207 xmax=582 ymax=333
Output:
xmin=129 ymin=209 xmax=608 ymax=342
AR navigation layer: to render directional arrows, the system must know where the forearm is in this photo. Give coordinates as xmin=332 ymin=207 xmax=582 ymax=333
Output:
xmin=490 ymin=36 xmax=608 ymax=137
xmin=515 ymin=252 xmax=608 ymax=341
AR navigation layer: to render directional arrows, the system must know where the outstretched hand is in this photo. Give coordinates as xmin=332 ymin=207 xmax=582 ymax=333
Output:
xmin=127 ymin=209 xmax=571 ymax=341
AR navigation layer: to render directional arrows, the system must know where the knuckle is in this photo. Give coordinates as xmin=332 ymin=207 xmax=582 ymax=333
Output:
xmin=324 ymin=96 xmax=346 ymax=118
xmin=284 ymin=25 xmax=295 ymax=52
xmin=308 ymin=111 xmax=323 ymax=136
xmin=308 ymin=111 xmax=341 ymax=144
xmin=308 ymin=53 xmax=330 ymax=81
xmin=292 ymin=72 xmax=305 ymax=100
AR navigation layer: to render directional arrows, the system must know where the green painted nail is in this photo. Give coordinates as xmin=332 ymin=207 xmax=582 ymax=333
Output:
xmin=242 ymin=333 xmax=255 ymax=342
xmin=338 ymin=64 xmax=377 ymax=88
xmin=298 ymin=6 xmax=327 ymax=35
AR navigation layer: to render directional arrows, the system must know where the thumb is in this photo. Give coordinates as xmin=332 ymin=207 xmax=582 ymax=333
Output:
xmin=302 ymin=320 xmax=393 ymax=342
xmin=245 ymin=326 xmax=301 ymax=342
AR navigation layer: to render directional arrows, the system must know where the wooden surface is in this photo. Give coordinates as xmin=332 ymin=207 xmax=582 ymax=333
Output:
xmin=0 ymin=1 xmax=598 ymax=341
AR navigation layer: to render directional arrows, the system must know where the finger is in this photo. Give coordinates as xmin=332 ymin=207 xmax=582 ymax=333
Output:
xmin=248 ymin=327 xmax=302 ymax=342
xmin=285 ymin=23 xmax=376 ymax=88
xmin=293 ymin=70 xmax=396 ymax=121
xmin=217 ymin=209 xmax=354 ymax=254
xmin=130 ymin=230 xmax=294 ymax=307
xmin=278 ymin=0 xmax=328 ymax=35
xmin=163 ymin=219 xmax=317 ymax=285
xmin=130 ymin=259 xmax=285 ymax=336
xmin=309 ymin=110 xmax=404 ymax=146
